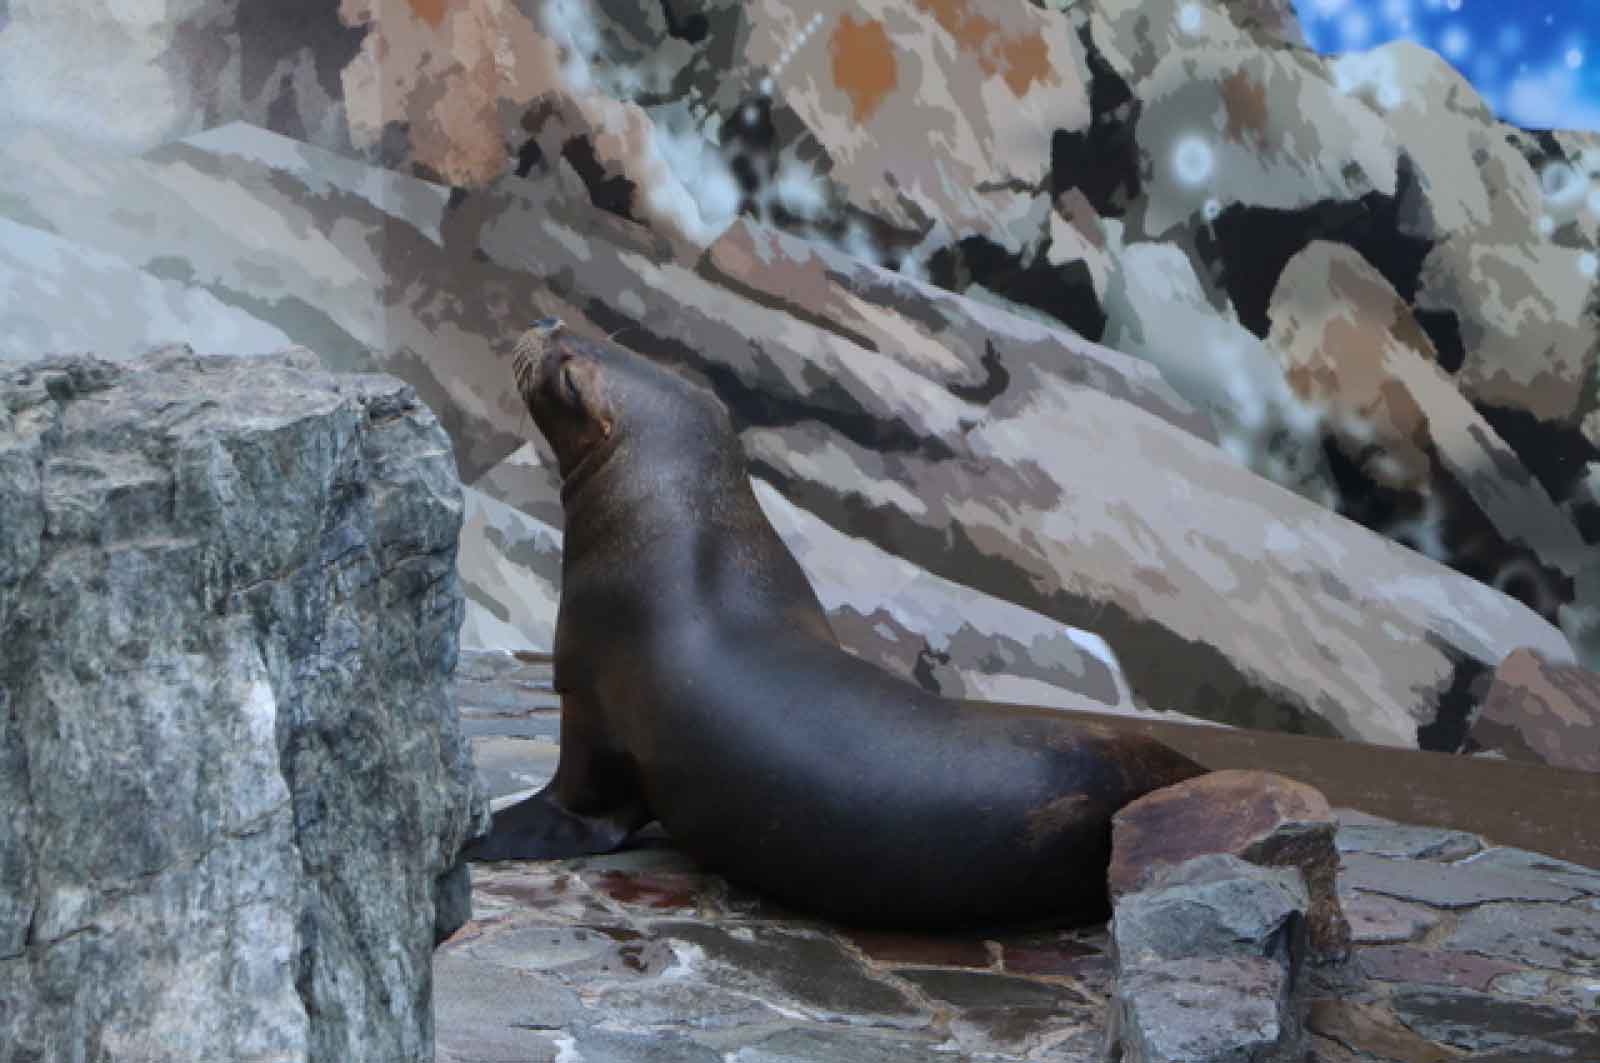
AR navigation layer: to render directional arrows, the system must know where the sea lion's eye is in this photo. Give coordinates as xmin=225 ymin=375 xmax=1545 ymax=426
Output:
xmin=561 ymin=363 xmax=581 ymax=405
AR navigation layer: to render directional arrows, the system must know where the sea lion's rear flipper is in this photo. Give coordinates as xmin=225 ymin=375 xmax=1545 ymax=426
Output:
xmin=461 ymin=787 xmax=649 ymax=862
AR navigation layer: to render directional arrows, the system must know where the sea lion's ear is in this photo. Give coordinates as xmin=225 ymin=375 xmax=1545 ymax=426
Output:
xmin=561 ymin=358 xmax=612 ymax=434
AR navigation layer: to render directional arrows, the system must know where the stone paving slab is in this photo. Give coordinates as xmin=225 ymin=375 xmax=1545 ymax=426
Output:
xmin=441 ymin=651 xmax=1600 ymax=1063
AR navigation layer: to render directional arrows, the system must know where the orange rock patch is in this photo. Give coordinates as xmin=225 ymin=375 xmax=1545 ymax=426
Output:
xmin=1219 ymin=70 xmax=1269 ymax=145
xmin=829 ymin=16 xmax=898 ymax=124
xmin=408 ymin=0 xmax=448 ymax=29
xmin=913 ymin=0 xmax=1053 ymax=96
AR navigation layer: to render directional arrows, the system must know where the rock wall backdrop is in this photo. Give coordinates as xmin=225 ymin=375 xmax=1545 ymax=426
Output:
xmin=1 ymin=0 xmax=1597 ymax=764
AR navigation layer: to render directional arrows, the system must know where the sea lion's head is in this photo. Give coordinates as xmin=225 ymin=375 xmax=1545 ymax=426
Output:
xmin=511 ymin=317 xmax=733 ymax=499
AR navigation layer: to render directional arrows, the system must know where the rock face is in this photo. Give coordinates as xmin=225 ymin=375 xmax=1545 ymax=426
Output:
xmin=0 ymin=120 xmax=1578 ymax=753
xmin=0 ymin=349 xmax=486 ymax=1062
xmin=3 ymin=1 xmax=1599 ymax=748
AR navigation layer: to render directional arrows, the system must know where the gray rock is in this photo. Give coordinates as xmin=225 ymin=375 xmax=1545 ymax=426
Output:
xmin=1108 ymin=856 xmax=1309 ymax=1063
xmin=0 ymin=348 xmax=485 ymax=1062
xmin=1108 ymin=956 xmax=1294 ymax=1063
xmin=1100 ymin=240 xmax=1330 ymax=503
xmin=1112 ymin=855 xmax=1307 ymax=967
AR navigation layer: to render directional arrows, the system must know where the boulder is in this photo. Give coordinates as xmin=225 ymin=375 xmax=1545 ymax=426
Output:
xmin=1465 ymin=648 xmax=1600 ymax=774
xmin=0 ymin=347 xmax=486 ymax=1062
xmin=1101 ymin=239 xmax=1333 ymax=502
xmin=750 ymin=478 xmax=1150 ymax=715
xmin=1329 ymin=41 xmax=1539 ymax=242
xmin=1266 ymin=241 xmax=1590 ymax=647
xmin=1124 ymin=46 xmax=1400 ymax=242
xmin=1415 ymin=233 xmax=1600 ymax=429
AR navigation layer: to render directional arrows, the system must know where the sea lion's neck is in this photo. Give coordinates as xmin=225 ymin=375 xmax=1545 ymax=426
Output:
xmin=557 ymin=434 xmax=620 ymax=507
xmin=559 ymin=435 xmax=747 ymax=567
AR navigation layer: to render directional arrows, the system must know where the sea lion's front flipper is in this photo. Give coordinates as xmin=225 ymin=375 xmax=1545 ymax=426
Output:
xmin=462 ymin=785 xmax=648 ymax=861
xmin=463 ymin=690 xmax=651 ymax=862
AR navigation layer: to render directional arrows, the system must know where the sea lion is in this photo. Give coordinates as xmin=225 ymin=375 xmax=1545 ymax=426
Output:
xmin=463 ymin=317 xmax=1207 ymax=928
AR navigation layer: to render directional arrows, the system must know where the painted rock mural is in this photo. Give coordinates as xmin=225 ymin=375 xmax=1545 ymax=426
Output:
xmin=1 ymin=0 xmax=1597 ymax=763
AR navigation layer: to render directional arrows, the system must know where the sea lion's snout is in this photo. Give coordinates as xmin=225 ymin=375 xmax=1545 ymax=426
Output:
xmin=512 ymin=318 xmax=569 ymax=404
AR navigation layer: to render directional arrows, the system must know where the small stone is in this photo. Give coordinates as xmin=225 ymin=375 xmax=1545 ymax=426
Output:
xmin=998 ymin=936 xmax=1102 ymax=977
xmin=1338 ymin=890 xmax=1441 ymax=944
xmin=844 ymin=930 xmax=993 ymax=969
xmin=582 ymin=869 xmax=705 ymax=913
xmin=647 ymin=922 xmax=927 ymax=1026
xmin=464 ymin=924 xmax=677 ymax=979
xmin=1335 ymin=822 xmax=1483 ymax=861
xmin=432 ymin=950 xmax=582 ymax=1061
xmin=946 ymin=1006 xmax=1074 ymax=1053
xmin=895 ymin=968 xmax=1084 ymax=1010
xmin=1456 ymin=846 xmax=1600 ymax=896
xmin=1110 ymin=770 xmax=1350 ymax=962
xmin=1478 ymin=966 xmax=1600 ymax=1011
xmin=1107 ymin=856 xmax=1309 ymax=1063
xmin=1357 ymin=945 xmax=1525 ymax=991
xmin=1306 ymin=999 xmax=1460 ymax=1063
xmin=1340 ymin=851 xmax=1582 ymax=908
xmin=1388 ymin=986 xmax=1589 ymax=1056
xmin=583 ymin=980 xmax=782 ymax=1030
xmin=1110 ymin=956 xmax=1290 ymax=1063
xmin=724 ymin=1025 xmax=948 ymax=1062
xmin=1444 ymin=901 xmax=1600 ymax=973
